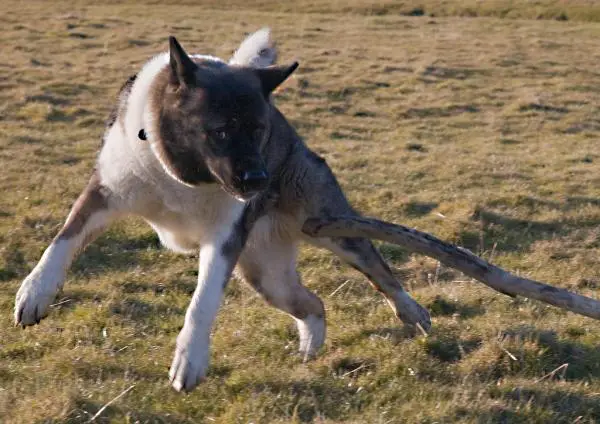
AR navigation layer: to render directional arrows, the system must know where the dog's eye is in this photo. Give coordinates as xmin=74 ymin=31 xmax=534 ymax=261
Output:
xmin=211 ymin=129 xmax=228 ymax=141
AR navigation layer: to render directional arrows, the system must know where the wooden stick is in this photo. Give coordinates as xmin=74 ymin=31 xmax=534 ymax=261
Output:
xmin=302 ymin=216 xmax=600 ymax=320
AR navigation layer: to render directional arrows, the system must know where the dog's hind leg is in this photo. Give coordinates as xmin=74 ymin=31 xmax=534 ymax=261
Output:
xmin=285 ymin=151 xmax=431 ymax=332
xmin=14 ymin=171 xmax=121 ymax=326
xmin=236 ymin=228 xmax=326 ymax=357
xmin=309 ymin=236 xmax=431 ymax=332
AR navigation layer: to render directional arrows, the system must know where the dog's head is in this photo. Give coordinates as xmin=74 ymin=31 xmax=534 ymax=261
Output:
xmin=148 ymin=36 xmax=297 ymax=200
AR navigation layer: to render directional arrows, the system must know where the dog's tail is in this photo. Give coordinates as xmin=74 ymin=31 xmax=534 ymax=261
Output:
xmin=229 ymin=27 xmax=277 ymax=68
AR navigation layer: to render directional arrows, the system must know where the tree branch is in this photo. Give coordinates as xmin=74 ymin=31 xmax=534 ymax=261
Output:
xmin=302 ymin=216 xmax=600 ymax=320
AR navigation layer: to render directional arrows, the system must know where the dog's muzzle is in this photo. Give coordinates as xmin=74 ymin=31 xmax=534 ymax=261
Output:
xmin=240 ymin=169 xmax=269 ymax=195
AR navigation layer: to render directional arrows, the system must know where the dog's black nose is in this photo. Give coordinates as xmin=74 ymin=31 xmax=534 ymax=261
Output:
xmin=241 ymin=170 xmax=269 ymax=192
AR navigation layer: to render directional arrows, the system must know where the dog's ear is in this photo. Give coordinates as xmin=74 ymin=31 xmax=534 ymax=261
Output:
xmin=168 ymin=36 xmax=197 ymax=87
xmin=254 ymin=62 xmax=298 ymax=97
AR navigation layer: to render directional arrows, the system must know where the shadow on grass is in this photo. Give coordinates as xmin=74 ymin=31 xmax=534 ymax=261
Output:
xmin=460 ymin=196 xmax=600 ymax=253
xmin=109 ymin=297 xmax=184 ymax=321
xmin=402 ymin=200 xmax=438 ymax=217
xmin=336 ymin=297 xmax=484 ymax=349
xmin=425 ymin=334 xmax=482 ymax=363
xmin=0 ymin=228 xmax=165 ymax=283
xmin=497 ymin=325 xmax=600 ymax=381
xmin=59 ymin=378 xmax=364 ymax=423
xmin=340 ymin=325 xmax=421 ymax=347
xmin=452 ymin=324 xmax=600 ymax=387
xmin=231 ymin=379 xmax=365 ymax=422
xmin=420 ymin=66 xmax=492 ymax=82
xmin=67 ymin=360 xmax=165 ymax=383
xmin=498 ymin=387 xmax=600 ymax=421
xmin=427 ymin=295 xmax=486 ymax=319
xmin=445 ymin=406 xmax=529 ymax=424
xmin=60 ymin=400 xmax=191 ymax=424
xmin=1 ymin=237 xmax=27 ymax=282
xmin=71 ymin=231 xmax=163 ymax=275
xmin=48 ymin=289 xmax=185 ymax=324
xmin=445 ymin=387 xmax=600 ymax=423
xmin=464 ymin=207 xmax=560 ymax=253
xmin=400 ymin=104 xmax=480 ymax=119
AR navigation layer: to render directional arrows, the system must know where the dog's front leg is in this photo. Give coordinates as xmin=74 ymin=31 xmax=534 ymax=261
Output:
xmin=15 ymin=172 xmax=120 ymax=326
xmin=169 ymin=227 xmax=245 ymax=392
xmin=168 ymin=194 xmax=275 ymax=392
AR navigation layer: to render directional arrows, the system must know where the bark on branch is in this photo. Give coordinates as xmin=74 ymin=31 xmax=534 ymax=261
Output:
xmin=302 ymin=216 xmax=600 ymax=321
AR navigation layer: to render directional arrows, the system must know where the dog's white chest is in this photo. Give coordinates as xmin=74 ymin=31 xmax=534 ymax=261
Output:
xmin=97 ymin=124 xmax=245 ymax=252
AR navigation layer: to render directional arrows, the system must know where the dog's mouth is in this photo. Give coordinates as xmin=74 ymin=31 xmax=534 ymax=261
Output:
xmin=217 ymin=184 xmax=260 ymax=203
xmin=219 ymin=169 xmax=269 ymax=202
xmin=221 ymin=183 xmax=266 ymax=203
xmin=234 ymin=190 xmax=260 ymax=202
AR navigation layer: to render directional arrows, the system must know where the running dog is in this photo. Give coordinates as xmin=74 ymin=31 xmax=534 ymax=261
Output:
xmin=14 ymin=29 xmax=430 ymax=391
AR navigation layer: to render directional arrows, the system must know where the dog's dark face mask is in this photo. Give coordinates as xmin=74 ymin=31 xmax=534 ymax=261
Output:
xmin=150 ymin=36 xmax=297 ymax=200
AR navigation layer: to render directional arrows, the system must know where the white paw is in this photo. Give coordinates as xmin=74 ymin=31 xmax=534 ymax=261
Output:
xmin=296 ymin=314 xmax=326 ymax=360
xmin=14 ymin=268 xmax=62 ymax=326
xmin=168 ymin=328 xmax=209 ymax=392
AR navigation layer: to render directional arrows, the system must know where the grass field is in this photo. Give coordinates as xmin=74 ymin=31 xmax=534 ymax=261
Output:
xmin=2 ymin=1 xmax=600 ymax=422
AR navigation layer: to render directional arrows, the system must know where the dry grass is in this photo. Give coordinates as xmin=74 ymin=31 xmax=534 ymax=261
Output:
xmin=2 ymin=1 xmax=600 ymax=423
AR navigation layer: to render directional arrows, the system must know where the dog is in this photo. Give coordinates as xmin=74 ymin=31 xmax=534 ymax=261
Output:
xmin=14 ymin=28 xmax=431 ymax=392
